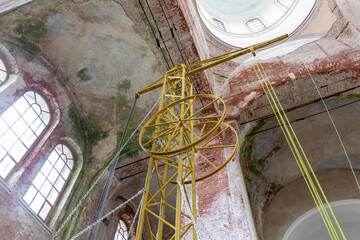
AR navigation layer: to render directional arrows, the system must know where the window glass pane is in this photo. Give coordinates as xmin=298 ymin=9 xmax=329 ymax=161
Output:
xmin=0 ymin=92 xmax=51 ymax=179
xmin=60 ymin=153 xmax=67 ymax=162
xmin=24 ymin=91 xmax=36 ymax=105
xmin=33 ymin=172 xmax=46 ymax=190
xmin=54 ymin=176 xmax=65 ymax=192
xmin=48 ymin=168 xmax=59 ymax=184
xmin=23 ymin=185 xmax=37 ymax=205
xmin=21 ymin=128 xmax=37 ymax=149
xmin=246 ymin=18 xmax=266 ymax=33
xmin=67 ymin=160 xmax=74 ymax=169
xmin=63 ymin=145 xmax=72 ymax=158
xmin=47 ymin=188 xmax=58 ymax=205
xmin=39 ymin=202 xmax=51 ymax=220
xmin=35 ymin=93 xmax=49 ymax=112
xmin=48 ymin=151 xmax=58 ymax=165
xmin=0 ymin=129 xmax=17 ymax=151
xmin=0 ymin=146 xmax=6 ymax=160
xmin=114 ymin=220 xmax=128 ymax=240
xmin=32 ymin=172 xmax=46 ymax=190
xmin=30 ymin=193 xmax=45 ymax=214
xmin=2 ymin=106 xmax=20 ymax=126
xmin=40 ymin=111 xmax=50 ymax=125
xmin=55 ymin=158 xmax=65 ymax=173
xmin=13 ymin=97 xmax=29 ymax=115
xmin=0 ymin=118 xmax=8 ymax=136
xmin=39 ymin=180 xmax=52 ymax=198
xmin=277 ymin=0 xmax=293 ymax=8
xmin=31 ymin=104 xmax=41 ymax=116
xmin=22 ymin=108 xmax=38 ymax=125
xmin=212 ymin=18 xmax=226 ymax=31
xmin=0 ymin=71 xmax=6 ymax=82
xmin=55 ymin=144 xmax=62 ymax=154
xmin=11 ymin=117 xmax=28 ymax=138
xmin=40 ymin=161 xmax=53 ymax=177
xmin=61 ymin=166 xmax=71 ymax=179
xmin=9 ymin=142 xmax=27 ymax=162
xmin=23 ymin=144 xmax=74 ymax=220
xmin=30 ymin=118 xmax=45 ymax=136
xmin=0 ymin=59 xmax=5 ymax=71
xmin=0 ymin=155 xmax=15 ymax=178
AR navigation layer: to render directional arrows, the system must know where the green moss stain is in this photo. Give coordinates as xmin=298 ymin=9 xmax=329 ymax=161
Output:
xmin=240 ymin=120 xmax=281 ymax=175
xmin=15 ymin=17 xmax=46 ymax=54
xmin=68 ymin=107 xmax=108 ymax=156
xmin=77 ymin=68 xmax=92 ymax=82
xmin=117 ymin=77 xmax=131 ymax=93
xmin=116 ymin=123 xmax=153 ymax=160
xmin=239 ymin=119 xmax=266 ymax=166
xmin=348 ymin=93 xmax=360 ymax=99
xmin=117 ymin=126 xmax=141 ymax=159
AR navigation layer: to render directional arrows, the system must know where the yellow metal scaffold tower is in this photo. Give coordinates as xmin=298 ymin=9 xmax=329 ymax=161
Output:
xmin=135 ymin=34 xmax=288 ymax=240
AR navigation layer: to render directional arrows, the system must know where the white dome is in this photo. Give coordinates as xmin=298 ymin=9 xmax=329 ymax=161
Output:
xmin=196 ymin=0 xmax=318 ymax=47
xmin=283 ymin=200 xmax=360 ymax=240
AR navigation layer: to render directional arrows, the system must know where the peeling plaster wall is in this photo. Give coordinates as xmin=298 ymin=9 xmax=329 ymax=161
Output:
xmin=240 ymin=95 xmax=360 ymax=238
xmin=0 ymin=0 xmax=360 ymax=239
xmin=0 ymin=0 xmax=185 ymax=239
xmin=178 ymin=0 xmax=360 ymax=239
xmin=0 ymin=41 xmax=79 ymax=239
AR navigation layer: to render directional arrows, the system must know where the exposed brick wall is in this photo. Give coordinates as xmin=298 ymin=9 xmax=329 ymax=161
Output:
xmin=225 ymin=39 xmax=360 ymax=120
xmin=0 ymin=41 xmax=87 ymax=240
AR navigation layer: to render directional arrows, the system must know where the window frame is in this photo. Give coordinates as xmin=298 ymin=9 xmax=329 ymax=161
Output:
xmin=0 ymin=89 xmax=52 ymax=181
xmin=245 ymin=17 xmax=267 ymax=33
xmin=275 ymin=0 xmax=294 ymax=9
xmin=114 ymin=219 xmax=129 ymax=240
xmin=22 ymin=143 xmax=75 ymax=223
xmin=212 ymin=17 xmax=226 ymax=32
xmin=0 ymin=57 xmax=8 ymax=86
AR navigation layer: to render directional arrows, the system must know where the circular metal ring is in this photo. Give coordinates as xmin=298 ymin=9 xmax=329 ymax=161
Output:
xmin=139 ymin=94 xmax=226 ymax=155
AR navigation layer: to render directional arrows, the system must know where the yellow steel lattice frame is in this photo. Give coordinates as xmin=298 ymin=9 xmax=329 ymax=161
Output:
xmin=136 ymin=35 xmax=288 ymax=240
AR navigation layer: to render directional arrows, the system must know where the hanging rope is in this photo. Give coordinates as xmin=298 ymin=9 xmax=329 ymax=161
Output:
xmin=195 ymin=209 xmax=214 ymax=240
xmin=70 ymin=188 xmax=145 ymax=240
xmin=126 ymin=194 xmax=143 ymax=240
xmin=52 ymin=96 xmax=161 ymax=240
xmin=303 ymin=63 xmax=360 ymax=191
xmin=177 ymin=178 xmax=203 ymax=240
xmin=251 ymin=49 xmax=346 ymax=240
xmin=69 ymin=164 xmax=156 ymax=239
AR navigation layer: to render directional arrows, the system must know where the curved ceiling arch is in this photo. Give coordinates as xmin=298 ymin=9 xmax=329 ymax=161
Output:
xmin=196 ymin=0 xmax=318 ymax=47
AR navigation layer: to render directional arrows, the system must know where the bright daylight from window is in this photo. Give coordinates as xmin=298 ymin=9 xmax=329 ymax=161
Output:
xmin=23 ymin=144 xmax=74 ymax=220
xmin=0 ymin=91 xmax=50 ymax=179
xmin=114 ymin=220 xmax=129 ymax=240
xmin=0 ymin=58 xmax=7 ymax=85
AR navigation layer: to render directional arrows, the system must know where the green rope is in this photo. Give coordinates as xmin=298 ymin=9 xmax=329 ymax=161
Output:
xmin=304 ymin=64 xmax=360 ymax=191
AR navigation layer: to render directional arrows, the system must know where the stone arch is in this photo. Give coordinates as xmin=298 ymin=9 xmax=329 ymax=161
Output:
xmin=0 ymin=43 xmax=19 ymax=93
xmin=48 ymin=137 xmax=84 ymax=228
xmin=4 ymin=85 xmax=61 ymax=189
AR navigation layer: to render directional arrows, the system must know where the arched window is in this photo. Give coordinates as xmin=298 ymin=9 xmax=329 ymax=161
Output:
xmin=0 ymin=58 xmax=7 ymax=85
xmin=276 ymin=0 xmax=293 ymax=9
xmin=114 ymin=219 xmax=129 ymax=240
xmin=212 ymin=18 xmax=226 ymax=31
xmin=246 ymin=18 xmax=266 ymax=33
xmin=0 ymin=91 xmax=51 ymax=179
xmin=23 ymin=144 xmax=74 ymax=221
